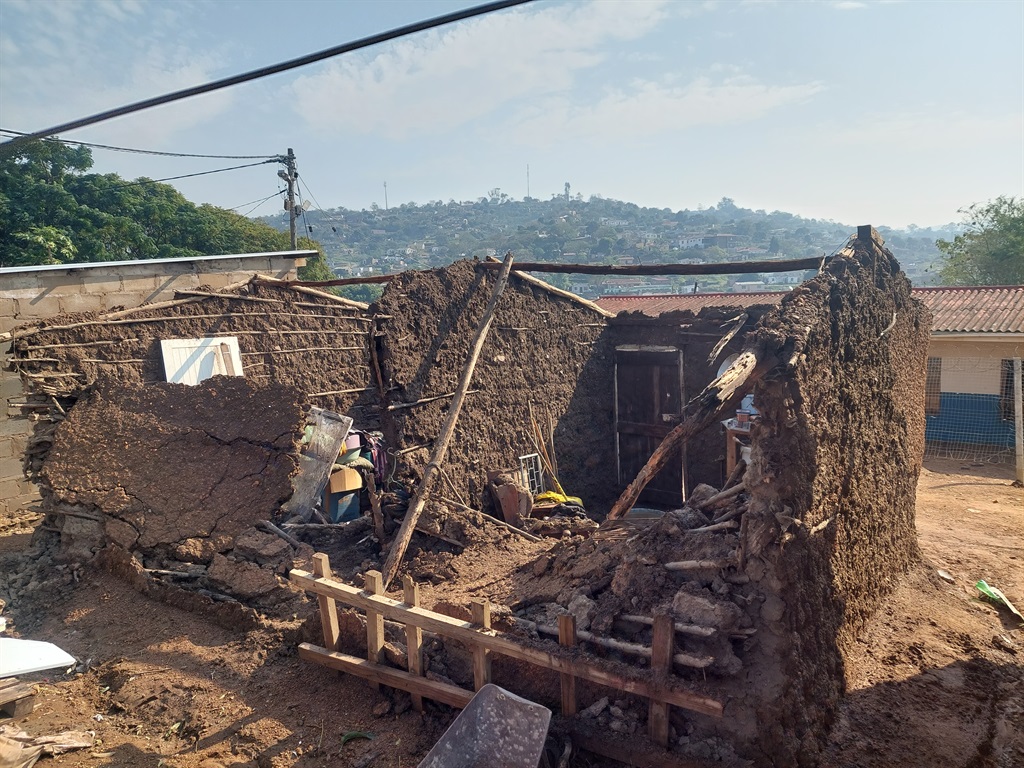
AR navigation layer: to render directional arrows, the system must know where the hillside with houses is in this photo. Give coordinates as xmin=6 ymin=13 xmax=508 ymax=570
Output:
xmin=264 ymin=193 xmax=955 ymax=297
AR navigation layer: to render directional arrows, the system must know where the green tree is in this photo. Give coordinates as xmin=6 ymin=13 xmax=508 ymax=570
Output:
xmin=295 ymin=236 xmax=334 ymax=281
xmin=937 ymin=197 xmax=1024 ymax=285
xmin=0 ymin=138 xmax=290 ymax=268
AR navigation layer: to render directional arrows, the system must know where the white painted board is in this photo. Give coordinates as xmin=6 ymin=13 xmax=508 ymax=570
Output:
xmin=160 ymin=337 xmax=244 ymax=385
xmin=0 ymin=638 xmax=77 ymax=677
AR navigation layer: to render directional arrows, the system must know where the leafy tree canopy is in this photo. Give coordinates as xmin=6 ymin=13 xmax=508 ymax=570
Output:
xmin=0 ymin=139 xmax=295 ymax=268
xmin=937 ymin=196 xmax=1024 ymax=285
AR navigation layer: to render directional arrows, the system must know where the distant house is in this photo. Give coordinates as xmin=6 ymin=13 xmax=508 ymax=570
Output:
xmin=915 ymin=286 xmax=1023 ymax=459
xmin=594 ymin=285 xmax=1024 ymax=462
xmin=701 ymin=233 xmax=741 ymax=249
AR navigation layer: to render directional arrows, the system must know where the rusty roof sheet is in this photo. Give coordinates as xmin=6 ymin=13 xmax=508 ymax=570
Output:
xmin=596 ymin=285 xmax=1024 ymax=334
xmin=595 ymin=292 xmax=785 ymax=316
xmin=914 ymin=285 xmax=1024 ymax=334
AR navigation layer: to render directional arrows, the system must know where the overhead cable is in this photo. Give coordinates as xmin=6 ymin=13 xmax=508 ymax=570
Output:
xmin=0 ymin=0 xmax=535 ymax=154
xmin=0 ymin=128 xmax=279 ymax=160
xmin=107 ymin=159 xmax=278 ymax=190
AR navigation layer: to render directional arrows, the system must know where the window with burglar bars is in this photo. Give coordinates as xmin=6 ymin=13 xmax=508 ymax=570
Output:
xmin=518 ymin=453 xmax=545 ymax=495
xmin=924 ymin=355 xmax=1021 ymax=463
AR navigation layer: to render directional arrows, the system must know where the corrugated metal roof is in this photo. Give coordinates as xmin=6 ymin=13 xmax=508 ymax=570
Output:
xmin=914 ymin=286 xmax=1024 ymax=334
xmin=596 ymin=285 xmax=1024 ymax=334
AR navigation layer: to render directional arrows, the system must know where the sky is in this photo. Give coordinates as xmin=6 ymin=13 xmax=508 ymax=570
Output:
xmin=1 ymin=0 xmax=1021 ymax=229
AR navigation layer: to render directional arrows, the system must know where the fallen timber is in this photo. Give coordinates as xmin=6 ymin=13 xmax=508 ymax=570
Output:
xmin=290 ymin=561 xmax=725 ymax=731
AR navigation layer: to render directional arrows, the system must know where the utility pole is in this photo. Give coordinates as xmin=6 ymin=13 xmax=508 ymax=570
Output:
xmin=384 ymin=181 xmax=388 ymax=211
xmin=526 ymin=164 xmax=530 ymax=200
xmin=281 ymin=148 xmax=298 ymax=250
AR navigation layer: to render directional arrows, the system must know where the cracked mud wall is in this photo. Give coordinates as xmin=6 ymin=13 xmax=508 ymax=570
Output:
xmin=39 ymin=377 xmax=310 ymax=606
xmin=375 ymin=260 xmax=619 ymax=511
xmin=709 ymin=232 xmax=930 ymax=766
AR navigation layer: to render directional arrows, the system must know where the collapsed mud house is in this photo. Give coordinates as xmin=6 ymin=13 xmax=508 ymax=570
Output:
xmin=2 ymin=227 xmax=930 ymax=766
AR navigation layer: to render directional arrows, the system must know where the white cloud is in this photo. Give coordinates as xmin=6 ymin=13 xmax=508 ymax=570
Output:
xmin=290 ymin=0 xmax=676 ymax=140
xmin=832 ymin=1 xmax=867 ymax=9
xmin=0 ymin=0 xmax=230 ymax=145
xmin=506 ymin=75 xmax=825 ymax=146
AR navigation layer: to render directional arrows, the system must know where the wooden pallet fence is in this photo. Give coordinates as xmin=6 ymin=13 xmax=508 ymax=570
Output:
xmin=291 ymin=556 xmax=723 ymax=746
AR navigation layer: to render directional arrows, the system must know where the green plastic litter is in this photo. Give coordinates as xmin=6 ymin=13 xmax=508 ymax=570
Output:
xmin=975 ymin=580 xmax=1024 ymax=622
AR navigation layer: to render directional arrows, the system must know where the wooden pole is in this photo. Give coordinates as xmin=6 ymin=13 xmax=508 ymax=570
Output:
xmin=471 ymin=600 xmax=492 ymax=691
xmin=606 ymin=349 xmax=777 ymax=520
xmin=402 ymin=575 xmax=425 ymax=712
xmin=648 ymin=614 xmax=674 ymax=748
xmin=1015 ymin=357 xmax=1023 ymax=485
xmin=312 ymin=554 xmax=340 ymax=652
xmin=364 ymin=570 xmax=385 ymax=692
xmin=380 ymin=252 xmax=516 ymax=588
xmin=480 ymin=255 xmax=823 ymax=277
xmin=558 ymin=614 xmax=578 ymax=716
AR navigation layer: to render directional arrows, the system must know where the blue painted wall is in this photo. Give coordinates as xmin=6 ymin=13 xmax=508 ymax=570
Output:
xmin=926 ymin=392 xmax=1015 ymax=447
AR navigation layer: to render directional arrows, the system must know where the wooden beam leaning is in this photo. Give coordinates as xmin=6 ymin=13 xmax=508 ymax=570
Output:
xmin=481 ymin=255 xmax=823 ymax=277
xmin=648 ymin=615 xmax=674 ymax=748
xmin=364 ymin=570 xmax=385 ymax=692
xmin=312 ymin=554 xmax=340 ymax=652
xmin=471 ymin=600 xmax=492 ymax=691
xmin=299 ymin=644 xmax=472 ymax=709
xmin=290 ymin=568 xmax=723 ymax=718
xmin=381 ymin=252 xmax=516 ymax=588
xmin=606 ymin=349 xmax=778 ymax=520
xmin=558 ymin=614 xmax=578 ymax=716
xmin=402 ymin=575 xmax=425 ymax=712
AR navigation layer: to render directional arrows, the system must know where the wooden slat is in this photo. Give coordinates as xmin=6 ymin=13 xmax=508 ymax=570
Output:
xmin=298 ymin=644 xmax=473 ymax=708
xmin=403 ymin=576 xmax=425 ymax=712
xmin=471 ymin=600 xmax=492 ymax=691
xmin=648 ymin=615 xmax=674 ymax=747
xmin=558 ymin=614 xmax=578 ymax=716
xmin=312 ymin=554 xmax=340 ymax=652
xmin=364 ymin=570 xmax=385 ymax=692
xmin=290 ymin=569 xmax=723 ymax=718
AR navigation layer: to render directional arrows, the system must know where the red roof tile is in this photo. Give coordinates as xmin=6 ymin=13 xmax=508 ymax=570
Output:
xmin=914 ymin=285 xmax=1024 ymax=334
xmin=596 ymin=286 xmax=1024 ymax=334
xmin=595 ymin=292 xmax=784 ymax=316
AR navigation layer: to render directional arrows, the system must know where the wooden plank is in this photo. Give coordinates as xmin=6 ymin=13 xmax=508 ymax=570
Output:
xmin=298 ymin=644 xmax=472 ymax=709
xmin=290 ymin=569 xmax=724 ymax=718
xmin=648 ymin=615 xmax=674 ymax=747
xmin=312 ymin=554 xmax=340 ymax=652
xmin=0 ymin=679 xmax=35 ymax=718
xmin=381 ymin=252 xmax=516 ymax=589
xmin=403 ymin=576 xmax=425 ymax=713
xmin=558 ymin=614 xmax=578 ymax=716
xmin=364 ymin=570 xmax=385 ymax=692
xmin=471 ymin=601 xmax=492 ymax=691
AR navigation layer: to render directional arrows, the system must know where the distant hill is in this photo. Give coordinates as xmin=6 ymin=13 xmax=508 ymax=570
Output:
xmin=262 ymin=194 xmax=957 ymax=296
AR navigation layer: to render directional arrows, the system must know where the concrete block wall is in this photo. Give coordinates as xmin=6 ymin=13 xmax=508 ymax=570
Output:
xmin=0 ymin=252 xmax=307 ymax=515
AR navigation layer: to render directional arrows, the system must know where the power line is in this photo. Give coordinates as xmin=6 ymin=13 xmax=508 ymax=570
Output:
xmin=0 ymin=128 xmax=279 ymax=160
xmin=0 ymin=0 xmax=535 ymax=154
xmin=107 ymin=159 xmax=278 ymax=190
xmin=230 ymin=190 xmax=285 ymax=214
xmin=240 ymin=190 xmax=285 ymax=218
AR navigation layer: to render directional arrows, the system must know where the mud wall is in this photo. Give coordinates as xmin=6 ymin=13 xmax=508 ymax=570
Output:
xmin=712 ymin=229 xmax=929 ymax=765
xmin=374 ymin=261 xmax=619 ymax=511
xmin=0 ymin=252 xmax=308 ymax=517
xmin=7 ymin=281 xmax=376 ymax=488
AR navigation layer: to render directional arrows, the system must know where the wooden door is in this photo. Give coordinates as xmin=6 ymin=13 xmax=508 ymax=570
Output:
xmin=615 ymin=346 xmax=686 ymax=507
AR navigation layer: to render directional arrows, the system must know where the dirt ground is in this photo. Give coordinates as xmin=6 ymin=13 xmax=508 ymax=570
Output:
xmin=1 ymin=457 xmax=1021 ymax=768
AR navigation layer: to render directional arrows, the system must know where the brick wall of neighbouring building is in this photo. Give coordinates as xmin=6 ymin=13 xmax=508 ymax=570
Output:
xmin=0 ymin=251 xmax=310 ymax=515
